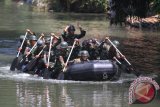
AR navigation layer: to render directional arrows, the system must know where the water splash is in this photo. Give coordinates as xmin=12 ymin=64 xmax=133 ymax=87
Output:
xmin=0 ymin=65 xmax=142 ymax=85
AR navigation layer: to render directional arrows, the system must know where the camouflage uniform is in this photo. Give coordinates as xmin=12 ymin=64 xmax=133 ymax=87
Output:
xmin=69 ymin=50 xmax=90 ymax=65
xmin=61 ymin=25 xmax=86 ymax=60
xmin=98 ymin=41 xmax=110 ymax=60
xmin=61 ymin=28 xmax=86 ymax=46
xmin=82 ymin=39 xmax=99 ymax=60
xmin=51 ymin=48 xmax=69 ymax=79
xmin=33 ymin=36 xmax=61 ymax=76
xmin=20 ymin=35 xmax=37 ymax=72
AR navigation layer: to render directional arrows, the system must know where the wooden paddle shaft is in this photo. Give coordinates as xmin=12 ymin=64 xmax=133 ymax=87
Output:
xmin=63 ymin=40 xmax=77 ymax=72
xmin=114 ymin=57 xmax=122 ymax=65
xmin=37 ymin=45 xmax=46 ymax=56
xmin=17 ymin=32 xmax=28 ymax=57
xmin=47 ymin=36 xmax=53 ymax=68
xmin=107 ymin=38 xmax=131 ymax=65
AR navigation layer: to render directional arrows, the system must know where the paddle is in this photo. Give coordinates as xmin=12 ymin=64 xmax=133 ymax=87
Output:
xmin=58 ymin=39 xmax=77 ymax=80
xmin=114 ymin=57 xmax=122 ymax=65
xmin=10 ymin=32 xmax=28 ymax=71
xmin=106 ymin=37 xmax=140 ymax=76
xmin=17 ymin=34 xmax=44 ymax=70
xmin=24 ymin=34 xmax=44 ymax=57
xmin=43 ymin=36 xmax=53 ymax=79
xmin=25 ymin=45 xmax=47 ymax=74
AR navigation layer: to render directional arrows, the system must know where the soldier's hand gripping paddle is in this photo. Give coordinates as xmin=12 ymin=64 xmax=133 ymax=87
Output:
xmin=10 ymin=32 xmax=28 ymax=71
xmin=107 ymin=38 xmax=140 ymax=77
xmin=58 ymin=39 xmax=77 ymax=80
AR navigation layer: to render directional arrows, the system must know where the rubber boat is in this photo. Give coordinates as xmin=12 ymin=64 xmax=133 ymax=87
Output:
xmin=62 ymin=60 xmax=121 ymax=81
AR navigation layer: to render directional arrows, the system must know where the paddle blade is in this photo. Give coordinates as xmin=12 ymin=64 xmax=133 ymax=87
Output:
xmin=17 ymin=57 xmax=26 ymax=70
xmin=125 ymin=66 xmax=141 ymax=77
xmin=26 ymin=58 xmax=38 ymax=71
xmin=133 ymin=70 xmax=141 ymax=77
xmin=10 ymin=57 xmax=19 ymax=71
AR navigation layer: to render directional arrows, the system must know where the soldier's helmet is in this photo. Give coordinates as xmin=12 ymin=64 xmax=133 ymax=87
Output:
xmin=19 ymin=35 xmax=28 ymax=42
xmin=79 ymin=50 xmax=89 ymax=57
xmin=28 ymin=35 xmax=37 ymax=41
xmin=37 ymin=40 xmax=44 ymax=46
xmin=60 ymin=41 xmax=68 ymax=49
xmin=44 ymin=36 xmax=51 ymax=44
xmin=113 ymin=40 xmax=120 ymax=47
xmin=19 ymin=35 xmax=27 ymax=42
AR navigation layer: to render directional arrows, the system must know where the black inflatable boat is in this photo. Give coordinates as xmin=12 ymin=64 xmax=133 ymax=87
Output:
xmin=63 ymin=60 xmax=121 ymax=81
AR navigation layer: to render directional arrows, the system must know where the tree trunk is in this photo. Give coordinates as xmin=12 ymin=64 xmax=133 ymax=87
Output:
xmin=67 ymin=0 xmax=71 ymax=12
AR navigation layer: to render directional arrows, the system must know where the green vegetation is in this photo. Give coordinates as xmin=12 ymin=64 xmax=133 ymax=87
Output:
xmin=51 ymin=0 xmax=107 ymax=13
xmin=152 ymin=0 xmax=160 ymax=13
xmin=20 ymin=0 xmax=160 ymax=14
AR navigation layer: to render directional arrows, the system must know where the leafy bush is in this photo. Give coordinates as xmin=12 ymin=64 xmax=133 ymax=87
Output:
xmin=152 ymin=0 xmax=160 ymax=13
xmin=49 ymin=0 xmax=107 ymax=13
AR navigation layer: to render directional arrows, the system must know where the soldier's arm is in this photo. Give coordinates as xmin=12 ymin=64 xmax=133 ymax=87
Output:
xmin=26 ymin=29 xmax=35 ymax=35
xmin=51 ymin=33 xmax=62 ymax=47
xmin=61 ymin=26 xmax=69 ymax=40
xmin=75 ymin=28 xmax=86 ymax=39
xmin=24 ymin=46 xmax=31 ymax=56
xmin=43 ymin=52 xmax=48 ymax=67
xmin=59 ymin=56 xmax=65 ymax=67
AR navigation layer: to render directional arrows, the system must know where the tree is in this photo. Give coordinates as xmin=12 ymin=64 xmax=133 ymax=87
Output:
xmin=152 ymin=0 xmax=160 ymax=13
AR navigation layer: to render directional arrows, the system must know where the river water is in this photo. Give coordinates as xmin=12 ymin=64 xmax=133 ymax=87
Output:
xmin=0 ymin=0 xmax=160 ymax=107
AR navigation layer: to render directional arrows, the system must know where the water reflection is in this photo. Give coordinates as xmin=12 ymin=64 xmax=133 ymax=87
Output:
xmin=16 ymin=82 xmax=52 ymax=107
xmin=15 ymin=81 xmax=129 ymax=107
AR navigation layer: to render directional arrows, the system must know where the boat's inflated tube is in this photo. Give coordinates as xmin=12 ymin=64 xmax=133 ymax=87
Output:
xmin=64 ymin=60 xmax=119 ymax=81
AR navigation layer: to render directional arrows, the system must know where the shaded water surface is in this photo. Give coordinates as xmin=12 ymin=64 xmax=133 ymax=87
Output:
xmin=0 ymin=0 xmax=160 ymax=107
xmin=0 ymin=76 xmax=129 ymax=107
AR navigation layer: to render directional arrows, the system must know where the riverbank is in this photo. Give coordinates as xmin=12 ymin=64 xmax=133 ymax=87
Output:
xmin=126 ymin=15 xmax=160 ymax=30
xmin=13 ymin=0 xmax=48 ymax=11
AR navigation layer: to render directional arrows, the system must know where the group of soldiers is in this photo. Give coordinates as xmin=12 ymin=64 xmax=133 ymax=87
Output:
xmin=15 ymin=24 xmax=124 ymax=79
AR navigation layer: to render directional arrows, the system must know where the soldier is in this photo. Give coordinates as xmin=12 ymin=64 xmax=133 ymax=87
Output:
xmin=50 ymin=41 xmax=70 ymax=79
xmin=61 ymin=24 xmax=86 ymax=46
xmin=70 ymin=50 xmax=90 ymax=64
xmin=22 ymin=39 xmax=45 ymax=73
xmin=98 ymin=37 xmax=111 ymax=60
xmin=107 ymin=39 xmax=135 ymax=74
xmin=21 ymin=35 xmax=38 ymax=72
xmin=61 ymin=24 xmax=86 ymax=60
xmin=23 ymin=29 xmax=38 ymax=59
xmin=108 ymin=40 xmax=122 ymax=60
xmin=82 ymin=39 xmax=99 ymax=60
xmin=17 ymin=28 xmax=34 ymax=55
xmin=33 ymin=36 xmax=53 ymax=76
xmin=25 ymin=35 xmax=38 ymax=61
